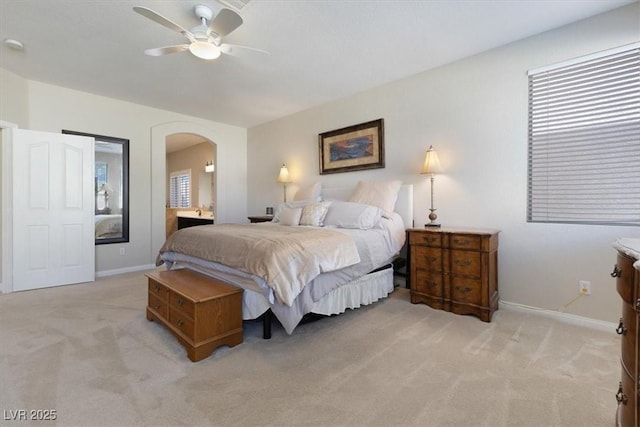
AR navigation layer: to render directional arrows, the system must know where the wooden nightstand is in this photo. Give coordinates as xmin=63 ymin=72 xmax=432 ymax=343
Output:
xmin=248 ymin=215 xmax=274 ymax=223
xmin=407 ymin=227 xmax=499 ymax=322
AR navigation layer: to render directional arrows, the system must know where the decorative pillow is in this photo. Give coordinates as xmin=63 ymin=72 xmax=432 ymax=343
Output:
xmin=272 ymin=201 xmax=309 ymax=223
xmin=323 ymin=201 xmax=382 ymax=230
xmin=349 ymin=180 xmax=402 ymax=218
xmin=278 ymin=207 xmax=302 ymax=226
xmin=299 ymin=201 xmax=331 ymax=227
xmin=294 ymin=182 xmax=322 ymax=202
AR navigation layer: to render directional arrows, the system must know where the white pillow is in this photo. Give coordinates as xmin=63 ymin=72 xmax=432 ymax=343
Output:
xmin=294 ymin=182 xmax=322 ymax=202
xmin=278 ymin=207 xmax=302 ymax=226
xmin=323 ymin=201 xmax=382 ymax=230
xmin=299 ymin=201 xmax=331 ymax=227
xmin=349 ymin=180 xmax=402 ymax=218
xmin=272 ymin=201 xmax=309 ymax=223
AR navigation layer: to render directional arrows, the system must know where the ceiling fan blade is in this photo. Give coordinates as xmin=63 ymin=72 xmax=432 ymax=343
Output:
xmin=133 ymin=6 xmax=194 ymax=39
xmin=209 ymin=8 xmax=243 ymax=38
xmin=219 ymin=43 xmax=269 ymax=56
xmin=144 ymin=44 xmax=190 ymax=57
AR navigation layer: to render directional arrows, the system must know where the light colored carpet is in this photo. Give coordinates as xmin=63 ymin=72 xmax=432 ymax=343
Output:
xmin=0 ymin=270 xmax=620 ymax=427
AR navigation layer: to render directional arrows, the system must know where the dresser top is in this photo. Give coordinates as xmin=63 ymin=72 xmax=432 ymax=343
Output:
xmin=613 ymin=238 xmax=640 ymax=270
xmin=408 ymin=226 xmax=500 ymax=235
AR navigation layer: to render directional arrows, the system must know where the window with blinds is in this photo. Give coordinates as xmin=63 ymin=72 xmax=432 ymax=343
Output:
xmin=169 ymin=170 xmax=191 ymax=208
xmin=527 ymin=42 xmax=640 ymax=226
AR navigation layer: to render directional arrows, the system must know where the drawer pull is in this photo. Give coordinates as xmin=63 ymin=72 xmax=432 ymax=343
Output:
xmin=616 ymin=382 xmax=628 ymax=405
xmin=636 ymin=299 xmax=640 ymax=310
xmin=177 ymin=319 xmax=184 ymax=327
xmin=616 ymin=318 xmax=627 ymax=335
xmin=155 ymin=303 xmax=161 ymax=310
xmin=454 ymin=259 xmax=472 ymax=267
xmin=154 ymin=284 xmax=160 ymax=292
xmin=453 ymin=239 xmax=469 ymax=245
xmin=611 ymin=264 xmax=622 ymax=278
xmin=177 ymin=297 xmax=184 ymax=306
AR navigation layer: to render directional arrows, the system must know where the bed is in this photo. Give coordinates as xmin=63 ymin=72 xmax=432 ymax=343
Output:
xmin=156 ymin=182 xmax=413 ymax=337
xmin=95 ymin=214 xmax=122 ymax=238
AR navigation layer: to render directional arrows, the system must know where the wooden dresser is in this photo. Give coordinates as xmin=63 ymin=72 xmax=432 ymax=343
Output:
xmin=146 ymin=269 xmax=243 ymax=362
xmin=408 ymin=227 xmax=499 ymax=322
xmin=613 ymin=249 xmax=640 ymax=427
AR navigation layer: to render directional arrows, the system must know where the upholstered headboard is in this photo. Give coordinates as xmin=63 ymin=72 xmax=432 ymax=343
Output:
xmin=322 ymin=184 xmax=414 ymax=229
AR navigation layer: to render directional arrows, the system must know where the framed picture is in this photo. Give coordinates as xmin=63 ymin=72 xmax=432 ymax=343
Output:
xmin=319 ymin=118 xmax=384 ymax=174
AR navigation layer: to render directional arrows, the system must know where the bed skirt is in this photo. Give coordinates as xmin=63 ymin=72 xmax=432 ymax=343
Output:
xmin=164 ymin=259 xmax=395 ymax=335
xmin=310 ymin=266 xmax=393 ymax=316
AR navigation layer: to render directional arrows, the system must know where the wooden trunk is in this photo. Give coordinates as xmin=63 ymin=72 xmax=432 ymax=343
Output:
xmin=146 ymin=269 xmax=243 ymax=362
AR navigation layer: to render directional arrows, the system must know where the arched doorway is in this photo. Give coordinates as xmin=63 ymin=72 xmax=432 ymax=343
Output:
xmin=150 ymin=121 xmax=244 ymax=262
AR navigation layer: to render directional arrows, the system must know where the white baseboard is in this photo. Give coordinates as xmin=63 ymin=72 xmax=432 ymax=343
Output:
xmin=499 ymin=300 xmax=617 ymax=333
xmin=96 ymin=264 xmax=156 ymax=278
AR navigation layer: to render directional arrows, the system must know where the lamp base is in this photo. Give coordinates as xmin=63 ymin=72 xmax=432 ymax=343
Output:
xmin=425 ymin=209 xmax=440 ymax=228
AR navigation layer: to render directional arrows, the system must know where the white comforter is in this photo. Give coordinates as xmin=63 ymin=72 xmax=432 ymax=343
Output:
xmin=95 ymin=214 xmax=122 ymax=238
xmin=157 ymin=223 xmax=360 ymax=306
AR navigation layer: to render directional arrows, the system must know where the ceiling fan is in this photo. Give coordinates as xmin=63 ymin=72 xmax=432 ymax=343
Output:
xmin=134 ymin=4 xmax=267 ymax=60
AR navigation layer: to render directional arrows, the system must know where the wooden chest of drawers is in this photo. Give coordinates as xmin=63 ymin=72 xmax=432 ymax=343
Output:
xmin=613 ymin=251 xmax=640 ymax=427
xmin=408 ymin=227 xmax=499 ymax=322
xmin=146 ymin=269 xmax=243 ymax=362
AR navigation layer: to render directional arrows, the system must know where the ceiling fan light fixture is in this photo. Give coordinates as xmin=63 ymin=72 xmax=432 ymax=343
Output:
xmin=189 ymin=41 xmax=221 ymax=60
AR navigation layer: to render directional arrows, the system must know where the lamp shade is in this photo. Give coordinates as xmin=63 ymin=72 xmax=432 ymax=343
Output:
xmin=100 ymin=183 xmax=114 ymax=194
xmin=277 ymin=164 xmax=291 ymax=183
xmin=421 ymin=146 xmax=442 ymax=175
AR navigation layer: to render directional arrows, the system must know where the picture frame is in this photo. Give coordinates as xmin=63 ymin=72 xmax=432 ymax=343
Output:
xmin=319 ymin=118 xmax=384 ymax=174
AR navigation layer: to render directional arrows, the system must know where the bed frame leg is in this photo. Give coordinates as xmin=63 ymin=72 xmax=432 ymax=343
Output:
xmin=263 ymin=310 xmax=272 ymax=340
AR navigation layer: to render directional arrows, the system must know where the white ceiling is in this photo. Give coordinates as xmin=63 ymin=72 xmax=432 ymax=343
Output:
xmin=0 ymin=0 xmax=635 ymax=128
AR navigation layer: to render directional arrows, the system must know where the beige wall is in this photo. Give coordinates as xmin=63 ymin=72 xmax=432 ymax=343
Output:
xmin=0 ymin=68 xmax=29 ymax=128
xmin=247 ymin=3 xmax=640 ymax=323
xmin=0 ymin=75 xmax=247 ymax=276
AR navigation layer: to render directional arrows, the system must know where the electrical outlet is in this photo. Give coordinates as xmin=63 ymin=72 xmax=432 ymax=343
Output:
xmin=579 ymin=280 xmax=591 ymax=296
xmin=119 ymin=247 xmax=125 ymax=256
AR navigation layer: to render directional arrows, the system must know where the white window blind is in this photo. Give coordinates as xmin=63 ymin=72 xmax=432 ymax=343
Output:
xmin=169 ymin=170 xmax=191 ymax=208
xmin=527 ymin=43 xmax=640 ymax=226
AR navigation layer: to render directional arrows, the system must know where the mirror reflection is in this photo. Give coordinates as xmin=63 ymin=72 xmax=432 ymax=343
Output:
xmin=63 ymin=130 xmax=129 ymax=244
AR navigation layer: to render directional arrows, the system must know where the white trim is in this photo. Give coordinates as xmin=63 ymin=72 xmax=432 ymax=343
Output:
xmin=527 ymin=41 xmax=640 ymax=75
xmin=0 ymin=120 xmax=18 ymax=129
xmin=499 ymin=300 xmax=617 ymax=333
xmin=96 ymin=263 xmax=156 ymax=278
xmin=1 ymin=127 xmax=15 ymax=293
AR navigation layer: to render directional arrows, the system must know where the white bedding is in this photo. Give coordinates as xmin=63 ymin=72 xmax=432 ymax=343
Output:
xmin=158 ymin=223 xmax=361 ymax=306
xmin=159 ymin=213 xmax=405 ymax=334
xmin=95 ymin=214 xmax=122 ymax=238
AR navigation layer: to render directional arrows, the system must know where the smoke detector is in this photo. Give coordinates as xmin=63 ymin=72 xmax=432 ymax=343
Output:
xmin=4 ymin=39 xmax=24 ymax=51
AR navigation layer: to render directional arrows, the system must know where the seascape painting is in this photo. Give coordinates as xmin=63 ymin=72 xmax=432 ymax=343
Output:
xmin=329 ymin=136 xmax=374 ymax=161
xmin=319 ymin=119 xmax=385 ymax=174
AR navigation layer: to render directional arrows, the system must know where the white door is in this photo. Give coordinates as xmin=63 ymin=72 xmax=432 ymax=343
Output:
xmin=9 ymin=128 xmax=95 ymax=291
